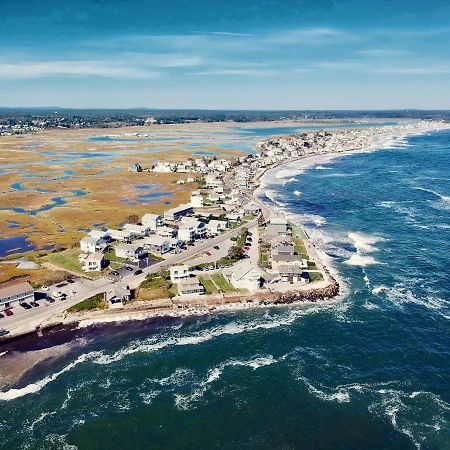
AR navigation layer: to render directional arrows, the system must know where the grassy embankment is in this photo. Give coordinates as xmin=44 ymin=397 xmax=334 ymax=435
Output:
xmin=137 ymin=271 xmax=177 ymax=301
xmin=67 ymin=293 xmax=107 ymax=312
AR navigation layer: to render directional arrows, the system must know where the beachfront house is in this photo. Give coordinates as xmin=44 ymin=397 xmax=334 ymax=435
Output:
xmin=81 ymin=252 xmax=106 ymax=272
xmin=278 ymin=266 xmax=310 ymax=284
xmin=164 ymin=204 xmax=194 ymax=222
xmin=0 ymin=281 xmax=34 ymax=309
xmin=157 ymin=226 xmax=178 ymax=238
xmin=225 ymin=213 xmax=242 ymax=223
xmin=106 ymin=285 xmax=131 ymax=308
xmin=143 ymin=236 xmax=171 ymax=255
xmin=230 ymin=261 xmax=262 ymax=292
xmin=141 ymin=214 xmax=164 ymax=231
xmin=80 ymin=236 xmax=107 ymax=254
xmin=178 ymin=277 xmax=205 ymax=296
xmin=115 ymin=243 xmax=147 ymax=260
xmin=244 ymin=203 xmax=261 ymax=216
xmin=88 ymin=229 xmax=110 ymax=241
xmin=178 ymin=217 xmax=207 ymax=242
xmin=169 ymin=265 xmax=189 ymax=283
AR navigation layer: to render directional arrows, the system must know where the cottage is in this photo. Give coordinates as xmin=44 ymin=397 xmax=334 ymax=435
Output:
xmin=225 ymin=213 xmax=242 ymax=223
xmin=164 ymin=204 xmax=194 ymax=222
xmin=244 ymin=203 xmax=261 ymax=216
xmin=0 ymin=281 xmax=34 ymax=308
xmin=178 ymin=277 xmax=205 ymax=296
xmin=170 ymin=265 xmax=189 ymax=283
xmin=115 ymin=243 xmax=147 ymax=260
xmin=179 ymin=217 xmax=207 ymax=241
xmin=107 ymin=229 xmax=134 ymax=242
xmin=143 ymin=236 xmax=171 ymax=255
xmin=271 ymin=253 xmax=307 ymax=271
xmin=265 ymin=223 xmax=292 ymax=240
xmin=82 ymin=252 xmax=106 ymax=272
xmin=157 ymin=226 xmax=178 ymax=238
xmin=141 ymin=214 xmax=164 ymax=231
xmin=88 ymin=229 xmax=110 ymax=241
xmin=106 ymin=285 xmax=131 ymax=308
xmin=80 ymin=236 xmax=107 ymax=254
xmin=190 ymin=190 xmax=203 ymax=208
xmin=230 ymin=261 xmax=262 ymax=292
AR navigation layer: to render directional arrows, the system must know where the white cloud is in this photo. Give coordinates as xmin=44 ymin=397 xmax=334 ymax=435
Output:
xmin=358 ymin=49 xmax=413 ymax=57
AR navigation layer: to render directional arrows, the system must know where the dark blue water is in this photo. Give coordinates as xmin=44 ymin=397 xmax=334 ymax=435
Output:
xmin=0 ymin=235 xmax=36 ymax=257
xmin=0 ymin=130 xmax=449 ymax=449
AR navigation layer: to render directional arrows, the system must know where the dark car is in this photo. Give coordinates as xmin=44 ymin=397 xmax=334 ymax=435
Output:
xmin=56 ymin=283 xmax=67 ymax=288
xmin=30 ymin=301 xmax=40 ymax=307
xmin=67 ymin=279 xmax=75 ymax=284
xmin=125 ymin=266 xmax=133 ymax=271
xmin=247 ymin=237 xmax=253 ymax=242
xmin=134 ymin=269 xmax=143 ymax=276
xmin=3 ymin=309 xmax=13 ymax=316
xmin=20 ymin=303 xmax=32 ymax=309
xmin=213 ymin=246 xmax=220 ymax=250
xmin=0 ymin=329 xmax=9 ymax=337
xmin=0 ymin=313 xmax=4 ymax=319
xmin=110 ymin=270 xmax=119 ymax=276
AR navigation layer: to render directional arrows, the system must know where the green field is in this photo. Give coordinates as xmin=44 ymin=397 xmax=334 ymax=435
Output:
xmin=44 ymin=249 xmax=98 ymax=278
xmin=67 ymin=292 xmax=107 ymax=312
xmin=211 ymin=274 xmax=238 ymax=293
xmin=198 ymin=276 xmax=219 ymax=294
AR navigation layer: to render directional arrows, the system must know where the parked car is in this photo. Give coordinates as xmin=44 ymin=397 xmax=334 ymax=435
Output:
xmin=56 ymin=283 xmax=67 ymax=288
xmin=213 ymin=246 xmax=220 ymax=250
xmin=125 ymin=266 xmax=133 ymax=271
xmin=0 ymin=313 xmax=4 ymax=319
xmin=20 ymin=303 xmax=32 ymax=310
xmin=30 ymin=301 xmax=40 ymax=307
xmin=0 ymin=329 xmax=9 ymax=337
xmin=134 ymin=269 xmax=143 ymax=276
xmin=3 ymin=309 xmax=13 ymax=316
xmin=67 ymin=279 xmax=75 ymax=284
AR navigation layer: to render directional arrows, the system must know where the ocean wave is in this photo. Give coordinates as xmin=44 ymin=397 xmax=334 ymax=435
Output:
xmin=315 ymin=165 xmax=332 ymax=170
xmin=343 ymin=232 xmax=386 ymax=267
xmin=175 ymin=354 xmax=280 ymax=410
xmin=294 ymin=190 xmax=301 ymax=197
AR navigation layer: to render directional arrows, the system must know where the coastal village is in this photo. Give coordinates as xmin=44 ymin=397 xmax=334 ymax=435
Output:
xmin=0 ymin=120 xmax=447 ymax=339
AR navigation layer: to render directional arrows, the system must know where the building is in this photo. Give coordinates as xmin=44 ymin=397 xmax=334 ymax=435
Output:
xmin=206 ymin=219 xmax=227 ymax=235
xmin=128 ymin=163 xmax=143 ymax=172
xmin=230 ymin=261 xmax=262 ymax=292
xmin=278 ymin=265 xmax=310 ymax=283
xmin=141 ymin=213 xmax=164 ymax=231
xmin=164 ymin=204 xmax=194 ymax=222
xmin=178 ymin=217 xmax=207 ymax=242
xmin=157 ymin=226 xmax=178 ymax=238
xmin=81 ymin=252 xmax=106 ymax=272
xmin=244 ymin=203 xmax=261 ymax=216
xmin=225 ymin=213 xmax=242 ymax=223
xmin=88 ymin=229 xmax=110 ymax=241
xmin=143 ymin=236 xmax=171 ymax=255
xmin=106 ymin=285 xmax=131 ymax=308
xmin=123 ymin=223 xmax=151 ymax=237
xmin=178 ymin=277 xmax=205 ymax=296
xmin=170 ymin=265 xmax=189 ymax=283
xmin=0 ymin=281 xmax=34 ymax=309
xmin=271 ymin=253 xmax=307 ymax=271
xmin=115 ymin=243 xmax=147 ymax=260
xmin=190 ymin=190 xmax=204 ymax=208
xmin=80 ymin=236 xmax=107 ymax=254
xmin=107 ymin=229 xmax=134 ymax=242
xmin=265 ymin=223 xmax=292 ymax=240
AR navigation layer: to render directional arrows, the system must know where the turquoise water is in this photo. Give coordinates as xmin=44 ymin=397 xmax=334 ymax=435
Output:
xmin=0 ymin=130 xmax=449 ymax=449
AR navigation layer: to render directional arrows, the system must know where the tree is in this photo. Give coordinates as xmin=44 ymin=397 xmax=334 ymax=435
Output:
xmin=127 ymin=214 xmax=139 ymax=224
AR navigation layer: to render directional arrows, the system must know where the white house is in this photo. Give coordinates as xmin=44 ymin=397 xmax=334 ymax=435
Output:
xmin=143 ymin=235 xmax=171 ymax=255
xmin=115 ymin=243 xmax=147 ymax=260
xmin=123 ymin=223 xmax=151 ymax=237
xmin=178 ymin=277 xmax=205 ymax=296
xmin=88 ymin=229 xmax=110 ymax=241
xmin=206 ymin=219 xmax=227 ymax=235
xmin=164 ymin=204 xmax=193 ymax=222
xmin=81 ymin=252 xmax=106 ymax=272
xmin=230 ymin=261 xmax=261 ymax=292
xmin=179 ymin=217 xmax=207 ymax=241
xmin=190 ymin=190 xmax=204 ymax=208
xmin=80 ymin=236 xmax=107 ymax=254
xmin=225 ymin=213 xmax=242 ymax=223
xmin=157 ymin=226 xmax=178 ymax=238
xmin=244 ymin=203 xmax=261 ymax=216
xmin=107 ymin=229 xmax=134 ymax=242
xmin=170 ymin=265 xmax=189 ymax=283
xmin=141 ymin=213 xmax=164 ymax=231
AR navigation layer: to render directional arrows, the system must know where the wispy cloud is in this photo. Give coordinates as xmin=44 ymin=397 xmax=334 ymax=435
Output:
xmin=358 ymin=48 xmax=413 ymax=57
xmin=192 ymin=68 xmax=276 ymax=77
xmin=266 ymin=27 xmax=354 ymax=45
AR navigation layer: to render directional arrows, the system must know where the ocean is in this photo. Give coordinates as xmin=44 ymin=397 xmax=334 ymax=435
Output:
xmin=0 ymin=129 xmax=449 ymax=449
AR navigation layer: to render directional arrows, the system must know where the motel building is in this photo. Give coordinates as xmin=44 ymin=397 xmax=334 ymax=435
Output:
xmin=0 ymin=281 xmax=35 ymax=309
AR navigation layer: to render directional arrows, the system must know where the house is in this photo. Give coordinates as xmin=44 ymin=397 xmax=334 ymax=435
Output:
xmin=0 ymin=281 xmax=34 ymax=309
xmin=208 ymin=192 xmax=220 ymax=203
xmin=143 ymin=235 xmax=171 ymax=255
xmin=265 ymin=223 xmax=292 ymax=240
xmin=80 ymin=236 xmax=107 ymax=254
xmin=166 ymin=237 xmax=184 ymax=250
xmin=107 ymin=229 xmax=134 ymax=242
xmin=271 ymin=253 xmax=307 ymax=271
xmin=190 ymin=190 xmax=203 ymax=208
xmin=225 ymin=213 xmax=242 ymax=223
xmin=141 ymin=214 xmax=164 ymax=231
xmin=115 ymin=243 xmax=147 ymax=260
xmin=270 ymin=240 xmax=295 ymax=259
xmin=178 ymin=217 xmax=207 ymax=241
xmin=88 ymin=229 xmax=110 ymax=241
xmin=269 ymin=216 xmax=289 ymax=227
xmin=230 ymin=261 xmax=262 ymax=292
xmin=178 ymin=277 xmax=205 ymax=296
xmin=123 ymin=223 xmax=151 ymax=237
xmin=106 ymin=285 xmax=131 ymax=308
xmin=164 ymin=203 xmax=194 ymax=222
xmin=128 ymin=163 xmax=142 ymax=172
xmin=157 ymin=226 xmax=178 ymax=238
xmin=206 ymin=219 xmax=227 ymax=235
xmin=278 ymin=265 xmax=310 ymax=283
xmin=244 ymin=203 xmax=261 ymax=216
xmin=170 ymin=265 xmax=189 ymax=283
xmin=81 ymin=252 xmax=106 ymax=272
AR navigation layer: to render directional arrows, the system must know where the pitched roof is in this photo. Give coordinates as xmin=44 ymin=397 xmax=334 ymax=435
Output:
xmin=0 ymin=281 xmax=33 ymax=298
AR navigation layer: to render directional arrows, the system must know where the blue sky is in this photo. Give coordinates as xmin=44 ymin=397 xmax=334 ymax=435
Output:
xmin=1 ymin=0 xmax=450 ymax=109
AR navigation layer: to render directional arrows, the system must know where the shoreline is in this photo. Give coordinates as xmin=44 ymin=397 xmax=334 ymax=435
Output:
xmin=1 ymin=121 xmax=448 ymax=346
